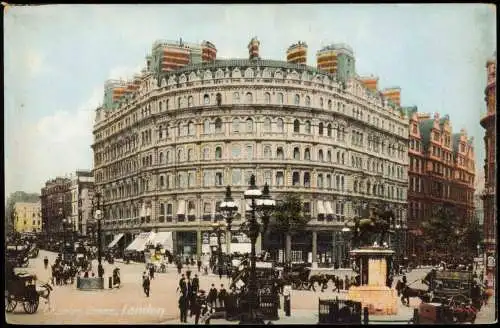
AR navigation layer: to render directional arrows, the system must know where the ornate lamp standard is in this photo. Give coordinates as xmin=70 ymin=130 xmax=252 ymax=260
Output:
xmin=211 ymin=220 xmax=227 ymax=277
xmin=240 ymin=175 xmax=276 ymax=324
xmin=92 ymin=191 xmax=104 ymax=278
xmin=219 ymin=186 xmax=238 ymax=255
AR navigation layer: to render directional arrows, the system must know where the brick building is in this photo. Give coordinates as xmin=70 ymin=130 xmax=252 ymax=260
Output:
xmin=406 ymin=110 xmax=476 ymax=258
xmin=40 ymin=177 xmax=72 ymax=235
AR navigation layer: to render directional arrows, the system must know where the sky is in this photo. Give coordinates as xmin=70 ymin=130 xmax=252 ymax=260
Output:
xmin=4 ymin=4 xmax=496 ymax=197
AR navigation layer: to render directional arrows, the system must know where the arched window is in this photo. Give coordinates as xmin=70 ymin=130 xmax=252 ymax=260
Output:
xmin=304 ymin=172 xmax=311 ymax=187
xmin=327 ymin=123 xmax=332 ymax=137
xmin=317 ymin=174 xmax=324 ymax=188
xmin=305 ymin=121 xmax=311 ymax=134
xmin=320 ymin=97 xmax=324 ymax=108
xmin=328 ymin=99 xmax=332 ymax=109
xmin=215 ymin=146 xmax=222 ymax=159
xmin=178 ymin=122 xmax=183 ymax=136
xmin=277 ymin=118 xmax=284 ymax=133
xmin=166 ymin=99 xmax=169 ymax=110
xmin=277 ymin=93 xmax=284 ymax=104
xmin=215 ymin=118 xmax=223 ymax=133
xmin=341 ymin=153 xmax=345 ymax=165
xmin=292 ymin=172 xmax=300 ymax=186
xmin=188 ymin=173 xmax=194 ymax=188
xmin=304 ymin=148 xmax=311 ymax=160
xmin=216 ymin=93 xmax=222 ymax=106
xmin=246 ymin=118 xmax=253 ymax=133
xmin=204 ymin=94 xmax=210 ymax=105
xmin=294 ymin=94 xmax=300 ymax=105
xmin=177 ymin=97 xmax=181 ymax=108
xmin=293 ymin=147 xmax=300 ymax=160
xmin=293 ymin=119 xmax=300 ymax=133
xmin=177 ymin=149 xmax=183 ymax=162
xmin=188 ymin=121 xmax=195 ymax=135
xmin=166 ymin=151 xmax=170 ymax=163
xmin=336 ymin=152 xmax=340 ymax=163
xmin=354 ymin=180 xmax=358 ymax=193
xmin=159 ymin=101 xmax=163 ymax=111
xmin=159 ymin=152 xmax=164 ymax=164
xmin=204 ymin=119 xmax=211 ymax=134
xmin=318 ymin=149 xmax=324 ymax=162
xmin=246 ymin=92 xmax=253 ymax=103
xmin=264 ymin=146 xmax=272 ymax=159
xmin=327 ymin=174 xmax=332 ymax=189
xmin=276 ymin=147 xmax=284 ymax=160
xmin=318 ymin=123 xmax=324 ymax=136
xmin=327 ymin=150 xmax=332 ymax=162
xmin=188 ymin=96 xmax=193 ymax=107
xmin=232 ymin=118 xmax=240 ymax=133
xmin=264 ymin=92 xmax=271 ymax=104
xmin=203 ymin=147 xmax=210 ymax=160
xmin=263 ymin=117 xmax=271 ymax=132
xmin=367 ymin=182 xmax=371 ymax=194
xmin=305 ymin=96 xmax=311 ymax=106
xmin=233 ymin=92 xmax=240 ymax=103
xmin=187 ymin=149 xmax=193 ymax=161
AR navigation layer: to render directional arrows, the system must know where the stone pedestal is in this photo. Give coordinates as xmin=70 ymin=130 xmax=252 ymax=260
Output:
xmin=347 ymin=247 xmax=397 ymax=315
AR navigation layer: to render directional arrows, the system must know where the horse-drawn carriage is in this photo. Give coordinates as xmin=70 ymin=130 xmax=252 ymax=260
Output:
xmin=27 ymin=243 xmax=39 ymax=259
xmin=6 ymin=244 xmax=30 ymax=268
xmin=5 ymin=272 xmax=40 ymax=314
xmin=415 ymin=270 xmax=479 ymax=324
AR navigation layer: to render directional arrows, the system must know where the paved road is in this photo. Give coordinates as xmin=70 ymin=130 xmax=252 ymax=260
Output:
xmin=6 ymin=251 xmax=496 ymax=324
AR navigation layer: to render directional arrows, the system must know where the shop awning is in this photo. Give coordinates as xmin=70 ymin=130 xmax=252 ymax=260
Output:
xmin=125 ymin=232 xmax=155 ymax=252
xmin=150 ymin=231 xmax=173 ymax=253
xmin=317 ymin=200 xmax=325 ymax=214
xmin=177 ymin=200 xmax=186 ymax=215
xmin=325 ymin=201 xmax=334 ymax=215
xmin=107 ymin=233 xmax=124 ymax=249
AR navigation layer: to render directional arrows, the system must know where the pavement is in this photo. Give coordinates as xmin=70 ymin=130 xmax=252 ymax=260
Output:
xmin=6 ymin=251 xmax=497 ymax=324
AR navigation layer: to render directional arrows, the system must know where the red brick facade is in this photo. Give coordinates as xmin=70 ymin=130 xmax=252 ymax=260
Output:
xmin=407 ymin=112 xmax=476 ymax=258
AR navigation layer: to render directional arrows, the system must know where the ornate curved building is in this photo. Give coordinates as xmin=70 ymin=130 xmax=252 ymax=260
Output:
xmin=92 ymin=39 xmax=409 ymax=265
xmin=481 ymin=53 xmax=496 ymax=285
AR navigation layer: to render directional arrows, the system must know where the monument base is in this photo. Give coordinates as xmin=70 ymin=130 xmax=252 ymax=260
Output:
xmin=348 ymin=285 xmax=397 ymax=315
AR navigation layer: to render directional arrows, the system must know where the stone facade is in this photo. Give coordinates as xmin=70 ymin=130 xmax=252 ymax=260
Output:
xmin=13 ymin=202 xmax=42 ymax=233
xmin=70 ymin=170 xmax=95 ymax=236
xmin=92 ymin=59 xmax=409 ymax=261
xmin=480 ymin=54 xmax=496 ymax=255
xmin=40 ymin=177 xmax=72 ymax=235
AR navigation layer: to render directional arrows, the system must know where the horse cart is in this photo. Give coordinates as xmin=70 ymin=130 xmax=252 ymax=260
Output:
xmin=287 ymin=264 xmax=311 ymax=290
xmin=417 ymin=270 xmax=477 ymax=324
xmin=5 ymin=272 xmax=40 ymax=314
xmin=6 ymin=245 xmax=30 ymax=268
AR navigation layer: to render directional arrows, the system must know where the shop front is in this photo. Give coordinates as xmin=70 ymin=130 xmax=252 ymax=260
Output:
xmin=175 ymin=231 xmax=197 ymax=260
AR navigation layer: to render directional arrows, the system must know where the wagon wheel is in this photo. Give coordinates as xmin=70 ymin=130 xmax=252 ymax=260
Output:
xmin=448 ymin=294 xmax=470 ymax=308
xmin=5 ymin=291 xmax=17 ymax=312
xmin=23 ymin=296 xmax=39 ymax=314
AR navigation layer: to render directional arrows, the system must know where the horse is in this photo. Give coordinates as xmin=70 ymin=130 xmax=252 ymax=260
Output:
xmin=395 ymin=280 xmax=431 ymax=306
xmin=36 ymin=281 xmax=53 ymax=310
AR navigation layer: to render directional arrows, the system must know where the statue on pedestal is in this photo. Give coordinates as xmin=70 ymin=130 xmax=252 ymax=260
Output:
xmin=349 ymin=205 xmax=395 ymax=248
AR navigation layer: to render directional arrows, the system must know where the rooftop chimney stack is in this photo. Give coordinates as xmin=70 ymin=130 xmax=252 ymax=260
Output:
xmin=287 ymin=41 xmax=308 ymax=65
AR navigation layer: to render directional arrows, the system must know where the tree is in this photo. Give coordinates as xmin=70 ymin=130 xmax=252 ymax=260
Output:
xmin=420 ymin=205 xmax=482 ymax=259
xmin=268 ymin=194 xmax=311 ymax=263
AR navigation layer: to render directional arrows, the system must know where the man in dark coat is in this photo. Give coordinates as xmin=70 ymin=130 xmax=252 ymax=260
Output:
xmin=192 ymin=274 xmax=200 ymax=294
xmin=142 ymin=274 xmax=150 ymax=297
xmin=177 ymin=274 xmax=187 ymax=295
xmin=218 ymin=284 xmax=227 ymax=308
xmin=197 ymin=259 xmax=202 ymax=272
xmin=178 ymin=294 xmax=188 ymax=323
xmin=208 ymin=284 xmax=218 ymax=308
xmin=149 ymin=264 xmax=155 ymax=280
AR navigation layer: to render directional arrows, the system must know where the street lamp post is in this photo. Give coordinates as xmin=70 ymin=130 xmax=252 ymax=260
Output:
xmin=93 ymin=192 xmax=104 ymax=278
xmin=220 ymin=186 xmax=238 ymax=256
xmin=240 ymin=175 xmax=275 ymax=324
xmin=212 ymin=220 xmax=227 ymax=278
